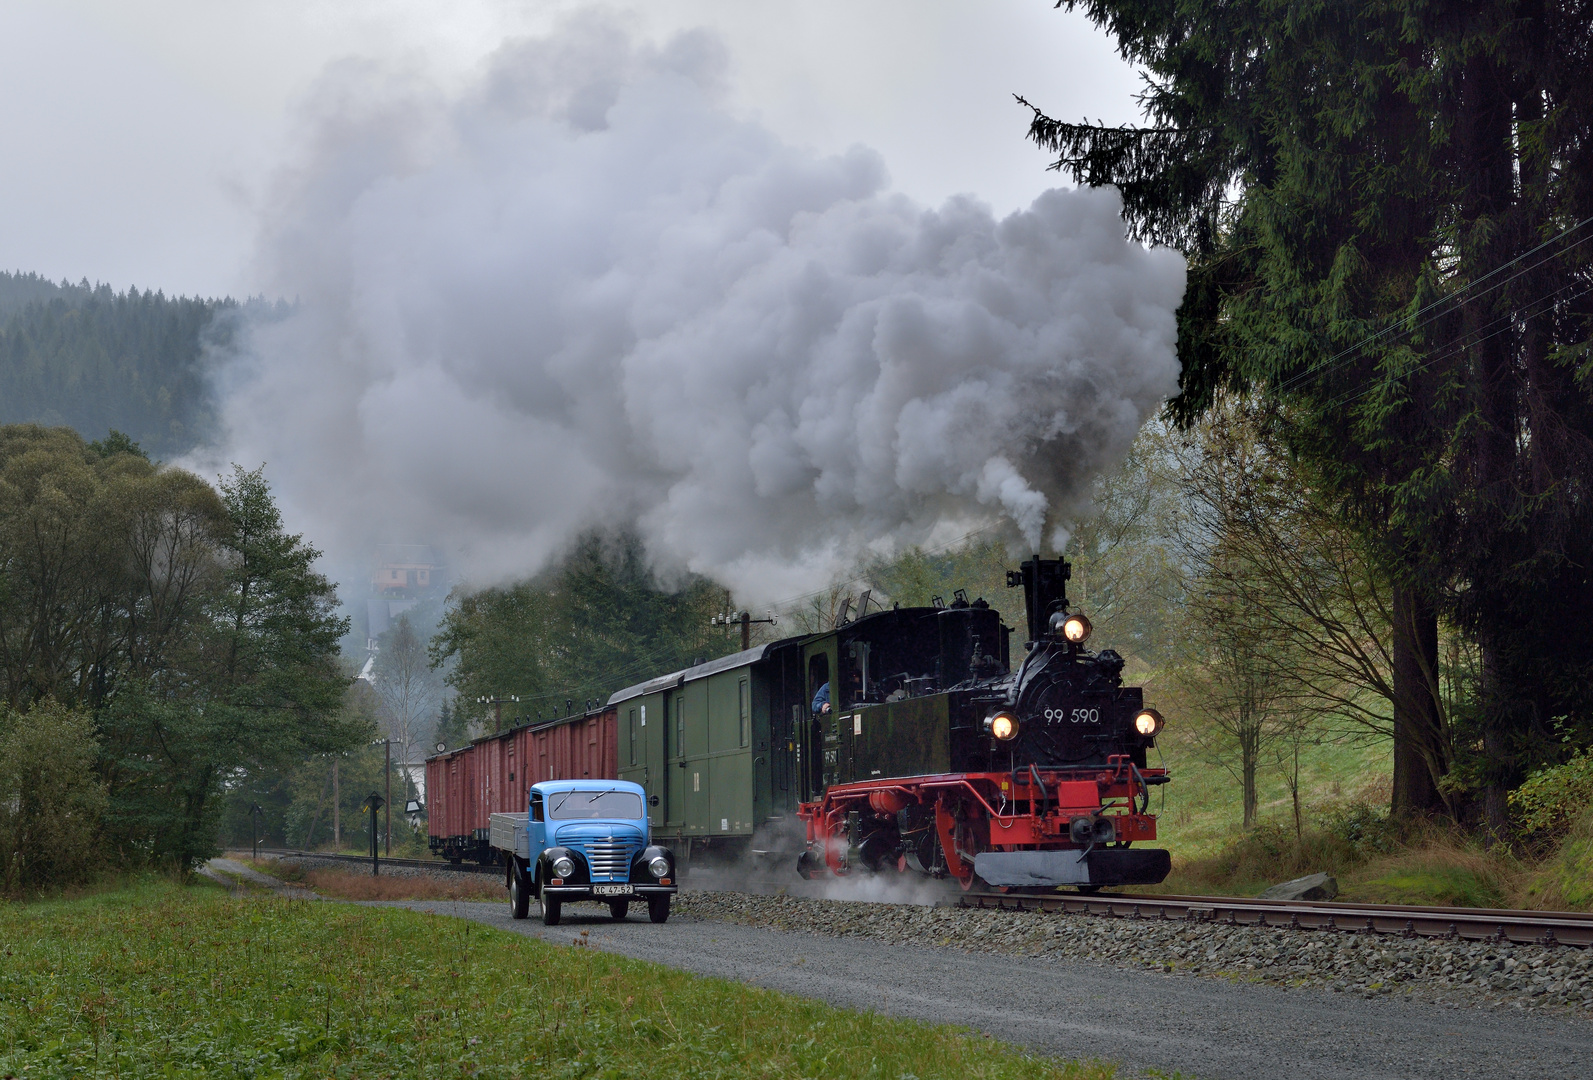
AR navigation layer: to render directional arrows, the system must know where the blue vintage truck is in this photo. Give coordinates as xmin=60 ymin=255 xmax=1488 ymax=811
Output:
xmin=490 ymin=779 xmax=678 ymax=925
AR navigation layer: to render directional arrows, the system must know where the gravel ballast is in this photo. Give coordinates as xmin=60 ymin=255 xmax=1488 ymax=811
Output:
xmin=673 ymin=890 xmax=1593 ymax=1015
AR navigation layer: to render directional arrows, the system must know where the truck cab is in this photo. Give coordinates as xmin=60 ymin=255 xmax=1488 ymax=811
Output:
xmin=490 ymin=778 xmax=677 ymax=926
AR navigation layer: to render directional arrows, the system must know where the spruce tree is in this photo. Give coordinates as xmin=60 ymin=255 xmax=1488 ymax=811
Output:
xmin=1022 ymin=1 xmax=1593 ymax=826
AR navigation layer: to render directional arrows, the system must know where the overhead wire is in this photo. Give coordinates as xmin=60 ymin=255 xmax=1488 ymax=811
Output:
xmin=1320 ymin=274 xmax=1593 ymax=413
xmin=1273 ymin=214 xmax=1593 ymax=397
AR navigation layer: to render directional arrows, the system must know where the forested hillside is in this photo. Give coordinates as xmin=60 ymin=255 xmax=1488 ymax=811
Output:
xmin=0 ymin=270 xmax=233 ymax=457
xmin=432 ymin=534 xmax=730 ymax=726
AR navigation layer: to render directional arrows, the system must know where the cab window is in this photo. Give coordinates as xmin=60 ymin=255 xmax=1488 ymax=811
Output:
xmin=530 ymin=791 xmax=544 ymax=822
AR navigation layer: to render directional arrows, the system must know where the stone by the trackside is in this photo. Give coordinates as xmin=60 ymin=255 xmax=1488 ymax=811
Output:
xmin=1258 ymin=872 xmax=1339 ymax=901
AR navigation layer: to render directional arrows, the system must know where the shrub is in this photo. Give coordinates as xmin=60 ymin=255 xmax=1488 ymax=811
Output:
xmin=1159 ymin=801 xmax=1402 ymax=896
xmin=1508 ymin=748 xmax=1593 ymax=843
xmin=0 ymin=700 xmax=107 ymax=895
xmin=1318 ymin=802 xmax=1399 ymax=857
xmin=1513 ymin=803 xmax=1593 ymax=911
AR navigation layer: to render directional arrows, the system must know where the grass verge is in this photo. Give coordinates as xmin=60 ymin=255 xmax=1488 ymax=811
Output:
xmin=0 ymin=880 xmax=1118 ymax=1079
xmin=257 ymin=859 xmax=504 ymax=902
xmin=1131 ymin=811 xmax=1593 ymax=912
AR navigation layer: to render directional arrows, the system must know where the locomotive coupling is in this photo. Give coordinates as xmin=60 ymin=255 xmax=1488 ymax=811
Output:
xmin=1069 ymin=815 xmax=1117 ymax=844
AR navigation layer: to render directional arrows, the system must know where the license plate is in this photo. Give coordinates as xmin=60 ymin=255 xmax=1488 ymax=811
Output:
xmin=592 ymin=884 xmax=633 ymax=896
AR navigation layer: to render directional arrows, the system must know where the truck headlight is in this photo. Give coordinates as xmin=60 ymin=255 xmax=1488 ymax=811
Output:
xmin=552 ymin=855 xmax=575 ymax=879
xmin=648 ymin=856 xmax=670 ymax=878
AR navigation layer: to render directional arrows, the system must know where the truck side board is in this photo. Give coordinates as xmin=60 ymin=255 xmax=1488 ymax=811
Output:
xmin=488 ymin=812 xmax=530 ymax=859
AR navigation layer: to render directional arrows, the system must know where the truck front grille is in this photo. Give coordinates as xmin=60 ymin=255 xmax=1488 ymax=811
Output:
xmin=584 ymin=840 xmax=637 ymax=880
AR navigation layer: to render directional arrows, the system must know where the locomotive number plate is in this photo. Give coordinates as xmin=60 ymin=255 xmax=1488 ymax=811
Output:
xmin=592 ymin=885 xmax=633 ymax=896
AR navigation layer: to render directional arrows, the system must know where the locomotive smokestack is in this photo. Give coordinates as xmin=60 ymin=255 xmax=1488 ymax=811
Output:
xmin=1006 ymin=557 xmax=1070 ymax=645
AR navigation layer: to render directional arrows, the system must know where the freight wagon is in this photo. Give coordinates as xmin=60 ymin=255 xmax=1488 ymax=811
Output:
xmin=426 ymin=707 xmax=619 ymax=863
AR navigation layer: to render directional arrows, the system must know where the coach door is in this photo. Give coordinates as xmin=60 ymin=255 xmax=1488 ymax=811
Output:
xmin=768 ymin=646 xmax=803 ymax=815
xmin=626 ymin=691 xmax=669 ymax=829
xmin=666 ymin=690 xmax=686 ymax=827
xmin=800 ymin=639 xmax=838 ymax=800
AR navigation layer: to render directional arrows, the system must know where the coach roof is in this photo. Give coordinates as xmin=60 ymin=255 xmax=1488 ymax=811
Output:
xmin=606 ymin=643 xmax=776 ymax=707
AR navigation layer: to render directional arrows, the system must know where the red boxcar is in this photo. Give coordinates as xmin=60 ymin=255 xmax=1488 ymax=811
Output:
xmin=426 ymin=707 xmax=619 ymax=863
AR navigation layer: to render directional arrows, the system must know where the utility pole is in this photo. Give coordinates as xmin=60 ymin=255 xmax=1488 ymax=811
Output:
xmin=711 ymin=606 xmax=778 ymax=651
xmin=249 ymin=803 xmax=263 ymax=860
xmin=384 ymin=738 xmax=392 ymax=856
xmin=476 ymin=694 xmax=520 ymax=734
xmin=332 ymin=759 xmax=340 ymax=849
xmin=362 ymin=793 xmax=385 ymax=875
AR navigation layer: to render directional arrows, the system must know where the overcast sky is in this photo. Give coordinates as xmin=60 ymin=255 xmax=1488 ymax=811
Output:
xmin=0 ymin=0 xmax=1144 ymax=300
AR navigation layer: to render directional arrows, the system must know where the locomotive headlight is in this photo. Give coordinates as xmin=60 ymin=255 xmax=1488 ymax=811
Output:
xmin=1134 ymin=708 xmax=1164 ymax=737
xmin=983 ymin=712 xmax=1019 ymax=741
xmin=1053 ymin=612 xmax=1092 ymax=644
xmin=648 ymin=856 xmax=670 ymax=879
xmin=552 ymin=855 xmax=576 ymax=879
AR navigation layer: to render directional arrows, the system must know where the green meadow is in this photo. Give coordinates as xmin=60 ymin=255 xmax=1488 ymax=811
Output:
xmin=0 ymin=880 xmax=1119 ymax=1080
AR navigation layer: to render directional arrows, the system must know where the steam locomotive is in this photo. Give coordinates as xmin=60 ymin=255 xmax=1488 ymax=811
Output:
xmin=428 ymin=556 xmax=1171 ymax=892
xmin=791 ymin=557 xmax=1171 ymax=890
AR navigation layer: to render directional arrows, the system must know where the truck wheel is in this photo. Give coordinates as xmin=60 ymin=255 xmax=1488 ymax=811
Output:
xmin=647 ymin=895 xmax=670 ymax=924
xmin=540 ymin=896 xmax=562 ymax=926
xmin=607 ymin=900 xmax=629 ymax=921
xmin=509 ymin=869 xmax=530 ymax=920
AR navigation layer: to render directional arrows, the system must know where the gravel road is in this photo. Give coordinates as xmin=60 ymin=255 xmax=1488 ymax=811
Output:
xmin=384 ymin=895 xmax=1593 ymax=1080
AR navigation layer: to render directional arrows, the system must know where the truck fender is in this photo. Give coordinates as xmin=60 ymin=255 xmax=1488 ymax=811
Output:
xmin=630 ymin=844 xmax=676 ymax=882
xmin=535 ymin=845 xmax=587 ymax=886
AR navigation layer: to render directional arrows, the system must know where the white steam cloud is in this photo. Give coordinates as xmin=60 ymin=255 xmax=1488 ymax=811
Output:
xmin=201 ymin=16 xmax=1184 ymax=599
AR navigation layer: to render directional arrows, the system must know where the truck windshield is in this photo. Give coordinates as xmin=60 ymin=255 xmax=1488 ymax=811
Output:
xmin=546 ymin=789 xmax=644 ymax=820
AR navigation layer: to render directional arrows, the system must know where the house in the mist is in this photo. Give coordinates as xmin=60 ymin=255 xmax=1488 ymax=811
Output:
xmin=372 ymin=543 xmax=442 ymax=594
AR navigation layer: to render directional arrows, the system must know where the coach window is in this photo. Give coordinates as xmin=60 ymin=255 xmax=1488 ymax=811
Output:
xmin=628 ymin=707 xmax=637 ymax=765
xmin=530 ymin=791 xmax=544 ymax=822
xmin=738 ymin=677 xmax=750 ymax=748
xmin=674 ymin=697 xmax=685 ymax=759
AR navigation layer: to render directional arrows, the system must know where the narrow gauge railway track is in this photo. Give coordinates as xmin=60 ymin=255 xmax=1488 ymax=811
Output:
xmin=251 ymin=848 xmax=502 ymax=875
xmin=249 ymin=848 xmax=1593 ymax=947
xmin=961 ymin=889 xmax=1593 ymax=947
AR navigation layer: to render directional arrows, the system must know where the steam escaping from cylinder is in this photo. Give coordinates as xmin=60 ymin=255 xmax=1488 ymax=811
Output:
xmin=195 ymin=15 xmax=1185 ymax=599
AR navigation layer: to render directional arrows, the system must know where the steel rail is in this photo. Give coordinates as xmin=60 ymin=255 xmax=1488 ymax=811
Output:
xmin=958 ymin=889 xmax=1593 ymax=947
xmin=242 ymin=848 xmax=1592 ymax=946
xmin=249 ymin=848 xmax=502 ymax=875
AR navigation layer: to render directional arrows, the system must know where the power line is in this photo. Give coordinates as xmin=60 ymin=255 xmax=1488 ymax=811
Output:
xmin=1321 ymin=275 xmax=1593 ymax=413
xmin=1274 ymin=215 xmax=1593 ymax=396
